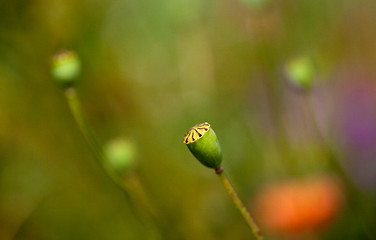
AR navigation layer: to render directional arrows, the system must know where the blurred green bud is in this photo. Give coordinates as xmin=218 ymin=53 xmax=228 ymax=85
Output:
xmin=285 ymin=56 xmax=315 ymax=90
xmin=183 ymin=122 xmax=222 ymax=170
xmin=104 ymin=137 xmax=137 ymax=177
xmin=51 ymin=50 xmax=81 ymax=87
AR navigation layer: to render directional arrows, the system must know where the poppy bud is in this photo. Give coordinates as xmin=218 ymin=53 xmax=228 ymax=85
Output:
xmin=51 ymin=50 xmax=81 ymax=87
xmin=285 ymin=56 xmax=315 ymax=90
xmin=183 ymin=122 xmax=222 ymax=170
xmin=104 ymin=137 xmax=137 ymax=177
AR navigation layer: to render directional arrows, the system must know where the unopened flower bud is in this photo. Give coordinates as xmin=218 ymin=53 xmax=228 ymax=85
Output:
xmin=285 ymin=56 xmax=315 ymax=90
xmin=104 ymin=137 xmax=137 ymax=177
xmin=51 ymin=50 xmax=81 ymax=87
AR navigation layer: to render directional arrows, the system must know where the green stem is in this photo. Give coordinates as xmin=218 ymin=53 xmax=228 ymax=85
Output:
xmin=215 ymin=167 xmax=264 ymax=240
xmin=254 ymin=10 xmax=296 ymax=174
xmin=64 ymin=87 xmax=162 ymax=235
xmin=65 ymin=87 xmax=130 ymax=191
xmin=64 ymin=87 xmax=106 ymax=164
xmin=121 ymin=173 xmax=161 ymax=223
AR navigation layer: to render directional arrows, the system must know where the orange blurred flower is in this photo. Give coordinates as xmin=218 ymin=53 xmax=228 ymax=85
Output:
xmin=253 ymin=176 xmax=343 ymax=236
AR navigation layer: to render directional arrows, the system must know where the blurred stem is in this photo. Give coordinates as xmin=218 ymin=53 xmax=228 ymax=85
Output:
xmin=254 ymin=12 xmax=296 ymax=173
xmin=264 ymin=72 xmax=296 ymax=172
xmin=64 ymin=87 xmax=123 ymax=184
xmin=11 ymin=196 xmax=44 ymax=239
xmin=121 ymin=173 xmax=161 ymax=224
xmin=64 ymin=87 xmax=162 ymax=235
xmin=64 ymin=88 xmax=105 ymax=164
xmin=305 ymin=91 xmax=373 ymax=238
xmin=215 ymin=167 xmax=264 ymax=240
xmin=306 ymin=92 xmax=356 ymax=185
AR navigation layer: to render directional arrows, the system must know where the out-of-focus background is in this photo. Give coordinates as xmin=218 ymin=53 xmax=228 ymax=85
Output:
xmin=1 ymin=0 xmax=376 ymax=239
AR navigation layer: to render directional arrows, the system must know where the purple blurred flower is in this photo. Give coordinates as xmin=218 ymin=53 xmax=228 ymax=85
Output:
xmin=343 ymin=81 xmax=376 ymax=150
xmin=339 ymin=73 xmax=376 ymax=191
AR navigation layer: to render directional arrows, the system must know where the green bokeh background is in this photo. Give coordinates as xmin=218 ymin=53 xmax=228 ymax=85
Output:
xmin=1 ymin=0 xmax=376 ymax=239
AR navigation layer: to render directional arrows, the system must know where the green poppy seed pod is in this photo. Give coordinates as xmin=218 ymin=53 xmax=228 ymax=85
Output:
xmin=285 ymin=56 xmax=315 ymax=90
xmin=183 ymin=122 xmax=222 ymax=170
xmin=51 ymin=50 xmax=81 ymax=87
xmin=104 ymin=137 xmax=137 ymax=177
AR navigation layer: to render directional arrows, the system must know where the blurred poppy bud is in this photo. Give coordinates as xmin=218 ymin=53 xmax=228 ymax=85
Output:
xmin=285 ymin=56 xmax=315 ymax=90
xmin=104 ymin=137 xmax=137 ymax=177
xmin=183 ymin=122 xmax=222 ymax=170
xmin=51 ymin=50 xmax=81 ymax=87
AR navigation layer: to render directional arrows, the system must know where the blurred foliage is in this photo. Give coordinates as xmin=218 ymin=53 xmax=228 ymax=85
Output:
xmin=1 ymin=0 xmax=376 ymax=239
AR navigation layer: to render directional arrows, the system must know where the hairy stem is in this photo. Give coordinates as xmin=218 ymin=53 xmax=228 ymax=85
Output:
xmin=216 ymin=167 xmax=264 ymax=240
